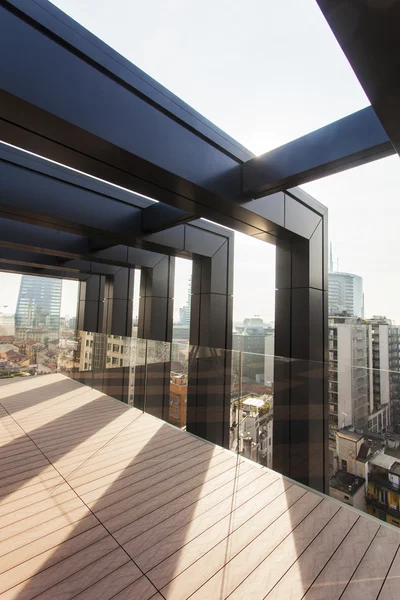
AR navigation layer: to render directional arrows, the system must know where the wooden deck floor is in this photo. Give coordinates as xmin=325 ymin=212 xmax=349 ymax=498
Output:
xmin=0 ymin=374 xmax=399 ymax=600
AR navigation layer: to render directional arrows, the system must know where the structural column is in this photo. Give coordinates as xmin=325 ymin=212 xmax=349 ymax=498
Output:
xmin=104 ymin=267 xmax=135 ymax=337
xmin=136 ymin=256 xmax=175 ymax=418
xmin=102 ymin=267 xmax=135 ymax=402
xmin=187 ymin=233 xmax=234 ymax=447
xmin=77 ymin=274 xmax=108 ymax=333
xmin=273 ymin=217 xmax=329 ymax=493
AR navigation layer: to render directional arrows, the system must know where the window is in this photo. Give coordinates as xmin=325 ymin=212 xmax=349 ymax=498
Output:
xmin=342 ymin=459 xmax=348 ymax=472
xmin=112 ymin=357 xmax=118 ymax=365
xmin=107 ymin=357 xmax=111 ymax=364
xmin=107 ymin=344 xmax=111 ymax=351
xmin=113 ymin=344 xmax=119 ymax=353
xmin=120 ymin=359 xmax=123 ymax=366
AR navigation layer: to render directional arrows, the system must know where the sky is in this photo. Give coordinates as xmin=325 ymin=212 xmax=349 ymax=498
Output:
xmin=0 ymin=0 xmax=398 ymax=324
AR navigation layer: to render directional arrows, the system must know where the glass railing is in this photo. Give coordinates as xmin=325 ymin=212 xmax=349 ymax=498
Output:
xmin=6 ymin=328 xmax=400 ymax=530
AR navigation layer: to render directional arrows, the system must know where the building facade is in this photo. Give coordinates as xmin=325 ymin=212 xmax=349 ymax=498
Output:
xmin=328 ymin=272 xmax=364 ymax=318
xmin=328 ymin=316 xmax=370 ymax=438
xmin=367 ymin=316 xmax=400 ymax=434
xmin=15 ymin=276 xmax=62 ymax=340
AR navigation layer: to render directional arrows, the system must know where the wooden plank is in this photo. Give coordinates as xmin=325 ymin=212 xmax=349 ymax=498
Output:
xmin=75 ymin=445 xmax=230 ymax=500
xmin=374 ymin=543 xmax=400 ymax=599
xmin=148 ymin=481 xmax=306 ymax=591
xmin=304 ymin=516 xmax=379 ymax=600
xmin=0 ymin=456 xmax=50 ymax=480
xmin=1 ymin=374 xmax=399 ymax=600
xmin=265 ymin=509 xmax=360 ymax=600
xmin=108 ymin=575 xmax=159 ymax=600
xmin=126 ymin=469 xmax=276 ymax=559
xmin=0 ymin=482 xmax=71 ymax=518
xmin=0 ymin=474 xmax=65 ymax=506
xmin=223 ymin=499 xmax=340 ymax=600
xmin=0 ymin=524 xmax=108 ymax=592
xmin=65 ymin=436 xmax=203 ymax=485
xmin=109 ymin=460 xmax=254 ymax=542
xmin=0 ymin=505 xmax=91 ymax=557
xmin=0 ymin=488 xmax=78 ymax=527
xmin=72 ymin=561 xmax=143 ymax=600
xmin=0 ymin=514 xmax=100 ymax=575
xmin=0 ymin=464 xmax=57 ymax=493
xmin=94 ymin=450 xmax=237 ymax=525
xmin=157 ymin=487 xmax=317 ymax=600
xmin=113 ymin=460 xmax=256 ymax=545
xmin=1 ymin=541 xmax=126 ymax=600
xmin=134 ymin=474 xmax=286 ymax=572
xmin=0 ymin=498 xmax=85 ymax=544
xmin=341 ymin=526 xmax=400 ymax=600
xmin=87 ymin=447 xmax=226 ymax=512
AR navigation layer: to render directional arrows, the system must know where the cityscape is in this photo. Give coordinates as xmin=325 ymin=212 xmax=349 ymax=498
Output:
xmin=2 ymin=256 xmax=400 ymax=528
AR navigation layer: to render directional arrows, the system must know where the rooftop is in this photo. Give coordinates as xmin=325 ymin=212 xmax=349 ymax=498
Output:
xmin=329 ymin=470 xmax=365 ymax=496
xmin=0 ymin=374 xmax=399 ymax=599
xmin=337 ymin=430 xmax=364 ymax=442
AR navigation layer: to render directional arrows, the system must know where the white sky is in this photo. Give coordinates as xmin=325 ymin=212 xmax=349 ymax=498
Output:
xmin=0 ymin=0 xmax=398 ymax=324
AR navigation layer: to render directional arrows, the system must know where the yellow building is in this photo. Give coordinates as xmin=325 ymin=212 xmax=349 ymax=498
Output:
xmin=169 ymin=373 xmax=187 ymax=429
xmin=366 ymin=453 xmax=400 ymax=527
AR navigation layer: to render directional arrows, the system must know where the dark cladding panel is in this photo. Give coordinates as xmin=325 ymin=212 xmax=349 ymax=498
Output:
xmin=187 ymin=231 xmax=234 ymax=447
xmin=138 ymin=256 xmax=174 ymax=343
xmin=274 ymin=191 xmax=328 ymax=493
xmin=285 ymin=194 xmax=321 ymax=239
xmin=241 ymin=192 xmax=285 ymax=228
xmin=0 ymin=4 xmax=242 ymax=198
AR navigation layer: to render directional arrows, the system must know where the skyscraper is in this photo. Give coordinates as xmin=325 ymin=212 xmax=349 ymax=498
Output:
xmin=328 ymin=271 xmax=364 ymax=318
xmin=15 ymin=275 xmax=62 ymax=340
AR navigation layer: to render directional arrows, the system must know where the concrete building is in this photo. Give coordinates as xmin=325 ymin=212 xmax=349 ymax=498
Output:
xmin=329 ymin=430 xmax=372 ymax=513
xmin=366 ymin=437 xmax=400 ymax=528
xmin=233 ymin=318 xmax=269 ymax=382
xmin=0 ymin=313 xmax=15 ymax=336
xmin=328 ymin=316 xmax=369 ymax=438
xmin=367 ymin=316 xmax=400 ymax=434
xmin=169 ymin=372 xmax=187 ymax=429
xmin=328 ymin=271 xmax=364 ymax=318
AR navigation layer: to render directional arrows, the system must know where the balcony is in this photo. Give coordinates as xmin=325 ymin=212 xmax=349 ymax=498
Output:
xmin=1 ymin=373 xmax=400 ymax=599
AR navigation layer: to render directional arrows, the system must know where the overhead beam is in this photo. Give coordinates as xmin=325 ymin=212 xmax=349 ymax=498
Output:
xmin=0 ymin=0 xmax=292 ymax=239
xmin=0 ymin=262 xmax=89 ymax=280
xmin=0 ymin=247 xmax=123 ymax=275
xmin=242 ymin=106 xmax=395 ymax=198
xmin=141 ymin=203 xmax=195 ymax=234
xmin=317 ymin=0 xmax=400 ymax=155
xmin=0 ymin=217 xmax=166 ymax=267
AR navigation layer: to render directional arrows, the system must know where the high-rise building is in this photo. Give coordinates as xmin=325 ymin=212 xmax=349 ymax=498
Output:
xmin=328 ymin=316 xmax=370 ymax=438
xmin=15 ymin=276 xmax=62 ymax=340
xmin=233 ymin=317 xmax=267 ymax=382
xmin=367 ymin=316 xmax=400 ymax=434
xmin=328 ymin=271 xmax=364 ymax=318
xmin=179 ymin=278 xmax=192 ymax=327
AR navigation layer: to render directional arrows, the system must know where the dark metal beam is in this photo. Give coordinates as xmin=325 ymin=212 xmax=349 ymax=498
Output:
xmin=0 ymin=247 xmax=122 ymax=276
xmin=0 ymin=1 xmax=292 ymax=239
xmin=317 ymin=0 xmax=400 ymax=156
xmin=0 ymin=262 xmax=89 ymax=280
xmin=242 ymin=106 xmax=395 ymax=198
xmin=0 ymin=217 xmax=166 ymax=268
xmin=141 ymin=203 xmax=195 ymax=234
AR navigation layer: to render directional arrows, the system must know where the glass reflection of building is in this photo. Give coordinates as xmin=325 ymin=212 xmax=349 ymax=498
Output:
xmin=15 ymin=275 xmax=62 ymax=339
